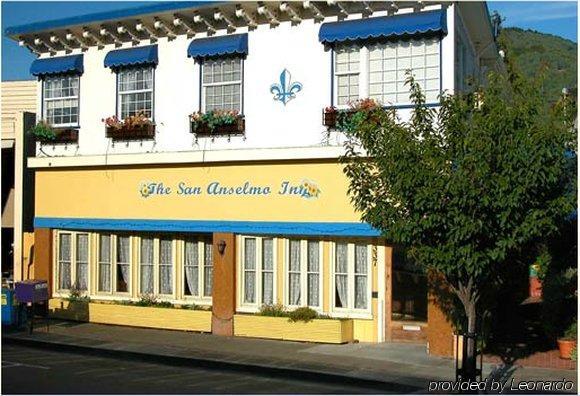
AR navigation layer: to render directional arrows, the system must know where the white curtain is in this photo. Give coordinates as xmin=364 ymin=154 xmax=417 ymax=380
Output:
xmin=184 ymin=240 xmax=199 ymax=296
xmin=140 ymin=238 xmax=154 ymax=294
xmin=203 ymin=242 xmax=213 ymax=296
xmin=59 ymin=234 xmax=71 ymax=290
xmin=335 ymin=243 xmax=348 ymax=308
xmin=117 ymin=236 xmax=130 ymax=291
xmin=76 ymin=234 xmax=89 ymax=291
xmin=99 ymin=235 xmax=111 ymax=292
xmin=307 ymin=241 xmax=319 ymax=307
xmin=244 ymin=238 xmax=256 ymax=303
xmin=159 ymin=239 xmax=173 ymax=294
xmin=262 ymin=238 xmax=274 ymax=305
xmin=289 ymin=240 xmax=301 ymax=305
xmin=355 ymin=244 xmax=368 ymax=309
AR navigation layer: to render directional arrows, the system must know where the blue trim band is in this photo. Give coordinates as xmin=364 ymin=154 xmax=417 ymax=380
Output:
xmin=34 ymin=217 xmax=382 ymax=237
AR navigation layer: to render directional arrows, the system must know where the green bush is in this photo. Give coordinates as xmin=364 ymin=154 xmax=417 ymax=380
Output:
xmin=564 ymin=321 xmax=577 ymax=340
xmin=65 ymin=284 xmax=90 ymax=303
xmin=29 ymin=121 xmax=56 ymax=141
xmin=288 ymin=307 xmax=318 ymax=323
xmin=258 ymin=303 xmax=287 ymax=317
xmin=134 ymin=294 xmax=173 ymax=308
xmin=571 ymin=345 xmax=577 ymax=362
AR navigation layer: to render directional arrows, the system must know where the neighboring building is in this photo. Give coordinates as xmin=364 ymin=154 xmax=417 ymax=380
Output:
xmin=5 ymin=1 xmax=498 ymax=354
xmin=1 ymin=81 xmax=36 ymax=280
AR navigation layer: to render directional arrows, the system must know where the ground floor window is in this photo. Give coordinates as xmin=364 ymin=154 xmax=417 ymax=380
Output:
xmin=239 ymin=236 xmax=276 ymax=308
xmin=56 ymin=231 xmax=90 ymax=292
xmin=392 ymin=247 xmax=427 ymax=322
xmin=286 ymin=239 xmax=322 ymax=309
xmin=138 ymin=236 xmax=176 ymax=297
xmin=183 ymin=236 xmax=213 ymax=301
xmin=332 ymin=242 xmax=372 ymax=314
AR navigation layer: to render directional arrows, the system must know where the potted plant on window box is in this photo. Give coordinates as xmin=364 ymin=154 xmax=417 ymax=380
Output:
xmin=189 ymin=110 xmax=245 ymax=138
xmin=29 ymin=120 xmax=79 ymax=144
xmin=557 ymin=321 xmax=577 ymax=359
xmin=322 ymin=99 xmax=380 ymax=129
xmin=103 ymin=113 xmax=155 ymax=141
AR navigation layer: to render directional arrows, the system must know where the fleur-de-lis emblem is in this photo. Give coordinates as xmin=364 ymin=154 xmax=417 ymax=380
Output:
xmin=270 ymin=69 xmax=302 ymax=105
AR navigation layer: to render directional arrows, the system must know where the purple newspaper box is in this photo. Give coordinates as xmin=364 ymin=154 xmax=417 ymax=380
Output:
xmin=15 ymin=280 xmax=49 ymax=304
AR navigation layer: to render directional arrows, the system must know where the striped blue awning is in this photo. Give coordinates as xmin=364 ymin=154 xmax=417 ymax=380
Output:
xmin=319 ymin=9 xmax=447 ymax=45
xmin=187 ymin=33 xmax=248 ymax=59
xmin=30 ymin=54 xmax=84 ymax=77
xmin=104 ymin=45 xmax=158 ymax=69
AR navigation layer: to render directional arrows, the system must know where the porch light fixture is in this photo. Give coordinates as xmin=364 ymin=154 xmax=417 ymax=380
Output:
xmin=217 ymin=239 xmax=227 ymax=255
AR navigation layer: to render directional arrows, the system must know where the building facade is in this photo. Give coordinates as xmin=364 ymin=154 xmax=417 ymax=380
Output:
xmin=6 ymin=1 xmax=498 ymax=352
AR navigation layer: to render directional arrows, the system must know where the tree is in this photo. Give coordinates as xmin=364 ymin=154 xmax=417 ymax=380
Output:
xmin=339 ymin=64 xmax=576 ymax=377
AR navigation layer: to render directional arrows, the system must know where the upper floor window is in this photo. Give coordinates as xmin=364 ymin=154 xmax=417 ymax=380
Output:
xmin=117 ymin=66 xmax=154 ymax=119
xmin=333 ymin=37 xmax=440 ymax=107
xmin=43 ymin=75 xmax=79 ymax=127
xmin=202 ymin=58 xmax=242 ymax=112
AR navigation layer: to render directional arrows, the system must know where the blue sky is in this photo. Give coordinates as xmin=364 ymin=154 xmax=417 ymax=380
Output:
xmin=2 ymin=1 xmax=578 ymax=81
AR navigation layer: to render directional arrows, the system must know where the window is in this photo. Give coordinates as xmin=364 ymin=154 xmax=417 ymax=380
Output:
xmin=117 ymin=67 xmax=153 ymax=119
xmin=333 ymin=37 xmax=440 ymax=107
xmin=333 ymin=242 xmax=372 ymax=313
xmin=369 ymin=38 xmax=440 ymax=104
xmin=56 ymin=231 xmax=89 ymax=292
xmin=140 ymin=237 xmax=154 ymax=294
xmin=98 ymin=235 xmax=112 ymax=292
xmin=240 ymin=236 xmax=276 ymax=308
xmin=116 ymin=235 xmax=131 ymax=293
xmin=137 ymin=236 xmax=175 ymax=296
xmin=286 ymin=239 xmax=322 ymax=309
xmin=202 ymin=58 xmax=242 ymax=112
xmin=182 ymin=237 xmax=212 ymax=301
xmin=159 ymin=238 xmax=173 ymax=295
xmin=43 ymin=75 xmax=79 ymax=127
xmin=335 ymin=46 xmax=360 ymax=106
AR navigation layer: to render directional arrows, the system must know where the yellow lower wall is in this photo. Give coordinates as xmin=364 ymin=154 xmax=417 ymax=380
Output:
xmin=353 ymin=319 xmax=376 ymax=342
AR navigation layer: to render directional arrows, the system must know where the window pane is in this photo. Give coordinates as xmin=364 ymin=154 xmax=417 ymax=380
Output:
xmin=262 ymin=238 xmax=274 ymax=305
xmin=98 ymin=235 xmax=111 ymax=292
xmin=289 ymin=240 xmax=301 ymax=271
xmin=335 ymin=243 xmax=348 ymax=308
xmin=44 ymin=76 xmax=79 ymax=126
xmin=159 ymin=239 xmax=173 ymax=295
xmin=243 ymin=238 xmax=256 ymax=303
xmin=203 ymin=240 xmax=213 ymax=297
xmin=140 ymin=237 xmax=154 ymax=294
xmin=184 ymin=239 xmax=199 ymax=296
xmin=354 ymin=244 xmax=368 ymax=309
xmin=116 ymin=236 xmax=130 ymax=293
xmin=307 ymin=241 xmax=319 ymax=307
xmin=203 ymin=58 xmax=242 ymax=112
xmin=76 ymin=234 xmax=89 ymax=291
xmin=58 ymin=234 xmax=71 ymax=290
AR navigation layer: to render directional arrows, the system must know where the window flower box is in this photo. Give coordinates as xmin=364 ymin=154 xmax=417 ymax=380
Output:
xmin=103 ymin=114 xmax=155 ymax=141
xmin=323 ymin=99 xmax=380 ymax=128
xmin=29 ymin=121 xmax=79 ymax=144
xmin=189 ymin=110 xmax=245 ymax=138
xmin=233 ymin=314 xmax=354 ymax=344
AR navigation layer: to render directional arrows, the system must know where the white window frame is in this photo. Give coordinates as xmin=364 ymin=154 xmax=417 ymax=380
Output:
xmin=95 ymin=233 xmax=133 ymax=298
xmin=283 ymin=239 xmax=323 ymax=311
xmin=136 ymin=235 xmax=177 ymax=299
xmin=333 ymin=45 xmax=363 ymax=108
xmin=332 ymin=37 xmax=441 ymax=108
xmin=201 ymin=57 xmax=243 ymax=113
xmin=237 ymin=235 xmax=278 ymax=312
xmin=181 ymin=236 xmax=213 ymax=305
xmin=53 ymin=230 xmax=91 ymax=297
xmin=329 ymin=241 xmax=373 ymax=319
xmin=116 ymin=66 xmax=154 ymax=120
xmin=42 ymin=74 xmax=80 ymax=128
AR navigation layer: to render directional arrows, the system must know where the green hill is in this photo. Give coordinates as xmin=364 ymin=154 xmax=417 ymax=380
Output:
xmin=500 ymin=27 xmax=577 ymax=102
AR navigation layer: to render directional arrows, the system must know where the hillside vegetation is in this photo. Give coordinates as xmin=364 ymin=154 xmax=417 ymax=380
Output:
xmin=500 ymin=27 xmax=577 ymax=102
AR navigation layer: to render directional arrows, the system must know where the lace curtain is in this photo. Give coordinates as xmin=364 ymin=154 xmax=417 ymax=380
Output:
xmin=203 ymin=242 xmax=213 ymax=297
xmin=262 ymin=238 xmax=274 ymax=305
xmin=184 ymin=240 xmax=199 ymax=296
xmin=58 ymin=234 xmax=71 ymax=290
xmin=307 ymin=241 xmax=319 ymax=307
xmin=140 ymin=237 xmax=154 ymax=294
xmin=159 ymin=239 xmax=173 ymax=294
xmin=75 ymin=234 xmax=89 ymax=291
xmin=288 ymin=240 xmax=301 ymax=305
xmin=244 ymin=238 xmax=256 ymax=303
xmin=335 ymin=243 xmax=348 ymax=308
xmin=98 ymin=235 xmax=111 ymax=292
xmin=117 ymin=236 xmax=130 ymax=292
xmin=354 ymin=244 xmax=368 ymax=309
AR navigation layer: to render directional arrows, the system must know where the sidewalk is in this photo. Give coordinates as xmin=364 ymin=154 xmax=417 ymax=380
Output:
xmin=3 ymin=319 xmax=577 ymax=393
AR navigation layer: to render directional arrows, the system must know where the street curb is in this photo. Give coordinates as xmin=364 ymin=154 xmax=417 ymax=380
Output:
xmin=3 ymin=335 xmax=424 ymax=393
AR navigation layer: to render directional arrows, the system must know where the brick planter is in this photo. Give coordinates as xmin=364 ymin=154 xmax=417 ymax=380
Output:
xmin=190 ymin=115 xmax=245 ymax=138
xmin=34 ymin=128 xmax=79 ymax=144
xmin=106 ymin=123 xmax=155 ymax=141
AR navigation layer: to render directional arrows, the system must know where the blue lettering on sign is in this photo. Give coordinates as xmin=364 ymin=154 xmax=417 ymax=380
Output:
xmin=207 ymin=181 xmax=271 ymax=196
xmin=177 ymin=182 xmax=202 ymax=195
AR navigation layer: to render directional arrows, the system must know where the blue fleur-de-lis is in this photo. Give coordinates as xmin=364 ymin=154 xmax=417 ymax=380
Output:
xmin=270 ymin=69 xmax=302 ymax=105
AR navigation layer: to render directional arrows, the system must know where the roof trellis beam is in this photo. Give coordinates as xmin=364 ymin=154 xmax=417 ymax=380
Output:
xmin=34 ymin=37 xmax=58 ymax=54
xmin=280 ymin=2 xmax=302 ymax=24
xmin=193 ymin=13 xmax=217 ymax=35
xmin=154 ymin=18 xmax=177 ymax=39
xmin=213 ymin=10 xmax=237 ymax=34
xmin=82 ymin=28 xmax=105 ymax=47
xmin=99 ymin=26 xmax=123 ymax=46
xmin=257 ymin=4 xmax=280 ymax=27
xmin=302 ymin=1 xmax=325 ymax=23
xmin=136 ymin=21 xmax=158 ymax=41
xmin=173 ymin=14 xmax=196 ymax=37
xmin=65 ymin=31 xmax=89 ymax=50
xmin=50 ymin=34 xmax=74 ymax=51
xmin=18 ymin=38 xmax=42 ymax=55
xmin=235 ymin=6 xmax=257 ymax=30
xmin=117 ymin=24 xmax=141 ymax=44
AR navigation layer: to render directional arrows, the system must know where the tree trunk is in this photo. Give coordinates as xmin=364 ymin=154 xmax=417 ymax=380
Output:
xmin=454 ymin=278 xmax=479 ymax=381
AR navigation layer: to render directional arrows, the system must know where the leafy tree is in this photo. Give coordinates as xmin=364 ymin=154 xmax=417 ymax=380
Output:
xmin=339 ymin=62 xmax=576 ymax=375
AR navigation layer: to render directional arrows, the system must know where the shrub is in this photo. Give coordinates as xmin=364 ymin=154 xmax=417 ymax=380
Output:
xmin=288 ymin=307 xmax=318 ymax=323
xmin=65 ymin=283 xmax=90 ymax=303
xmin=135 ymin=294 xmax=158 ymax=307
xmin=258 ymin=303 xmax=287 ymax=317
xmin=571 ymin=345 xmax=577 ymax=362
xmin=29 ymin=121 xmax=56 ymax=141
xmin=563 ymin=321 xmax=577 ymax=341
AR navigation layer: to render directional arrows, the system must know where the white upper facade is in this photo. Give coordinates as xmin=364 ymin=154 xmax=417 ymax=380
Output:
xmin=6 ymin=1 xmax=499 ymax=162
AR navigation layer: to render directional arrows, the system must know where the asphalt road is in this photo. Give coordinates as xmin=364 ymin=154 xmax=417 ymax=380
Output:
xmin=2 ymin=344 xmax=389 ymax=394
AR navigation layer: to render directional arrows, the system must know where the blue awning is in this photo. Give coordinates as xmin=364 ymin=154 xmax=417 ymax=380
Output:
xmin=30 ymin=54 xmax=84 ymax=77
xmin=319 ymin=9 xmax=447 ymax=45
xmin=187 ymin=33 xmax=248 ymax=59
xmin=104 ymin=45 xmax=158 ymax=69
